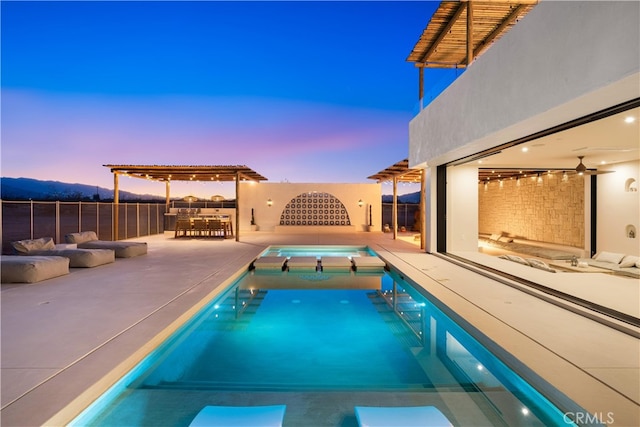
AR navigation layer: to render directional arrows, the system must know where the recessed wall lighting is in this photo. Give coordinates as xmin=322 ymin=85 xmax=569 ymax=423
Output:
xmin=521 ymin=147 xmax=529 ymax=152
xmin=624 ymin=116 xmax=636 ymax=124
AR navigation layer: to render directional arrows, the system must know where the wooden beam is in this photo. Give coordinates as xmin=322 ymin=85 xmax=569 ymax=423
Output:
xmin=392 ymin=176 xmax=398 ymax=240
xmin=466 ymin=0 xmax=474 ymax=66
xmin=473 ymin=4 xmax=527 ymax=58
xmin=417 ymin=2 xmax=467 ymax=64
xmin=165 ymin=181 xmax=171 ymax=213
xmin=418 ymin=67 xmax=424 ymax=107
xmin=113 ymin=172 xmax=119 ymax=240
xmin=235 ymin=172 xmax=240 ymax=242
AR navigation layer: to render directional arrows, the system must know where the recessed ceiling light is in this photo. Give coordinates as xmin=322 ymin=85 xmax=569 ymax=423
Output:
xmin=521 ymin=147 xmax=529 ymax=152
xmin=624 ymin=116 xmax=636 ymax=124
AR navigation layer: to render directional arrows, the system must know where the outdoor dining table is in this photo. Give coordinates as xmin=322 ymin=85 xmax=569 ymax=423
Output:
xmin=175 ymin=216 xmax=233 ymax=238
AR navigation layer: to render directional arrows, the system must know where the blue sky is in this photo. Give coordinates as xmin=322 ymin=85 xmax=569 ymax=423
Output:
xmin=1 ymin=1 xmax=450 ymax=198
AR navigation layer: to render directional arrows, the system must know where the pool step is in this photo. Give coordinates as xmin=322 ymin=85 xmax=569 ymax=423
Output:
xmin=252 ymin=255 xmax=385 ymax=273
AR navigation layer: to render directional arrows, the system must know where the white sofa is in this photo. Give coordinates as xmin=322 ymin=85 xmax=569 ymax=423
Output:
xmin=65 ymin=231 xmax=147 ymax=258
xmin=11 ymin=237 xmax=115 ymax=268
xmin=581 ymin=252 xmax=640 ymax=279
xmin=1 ymin=255 xmax=70 ymax=283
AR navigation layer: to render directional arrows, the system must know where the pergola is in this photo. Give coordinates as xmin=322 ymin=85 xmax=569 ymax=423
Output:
xmin=104 ymin=164 xmax=268 ymax=241
xmin=407 ymin=0 xmax=538 ymax=102
xmin=368 ymin=159 xmax=426 ymax=249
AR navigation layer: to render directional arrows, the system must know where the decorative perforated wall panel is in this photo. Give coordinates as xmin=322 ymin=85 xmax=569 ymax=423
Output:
xmin=280 ymin=192 xmax=351 ymax=226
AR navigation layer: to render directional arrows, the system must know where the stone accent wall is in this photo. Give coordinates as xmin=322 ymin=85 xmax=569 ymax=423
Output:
xmin=478 ymin=173 xmax=584 ymax=247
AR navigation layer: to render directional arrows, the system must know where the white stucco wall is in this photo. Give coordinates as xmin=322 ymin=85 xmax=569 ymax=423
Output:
xmin=596 ymin=160 xmax=640 ymax=256
xmin=409 ymin=1 xmax=640 ymax=167
xmin=238 ymin=182 xmax=381 ymax=232
xmin=447 ymin=164 xmax=479 ymax=251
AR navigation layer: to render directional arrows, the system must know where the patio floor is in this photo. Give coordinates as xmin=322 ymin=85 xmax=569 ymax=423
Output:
xmin=1 ymin=232 xmax=638 ymax=426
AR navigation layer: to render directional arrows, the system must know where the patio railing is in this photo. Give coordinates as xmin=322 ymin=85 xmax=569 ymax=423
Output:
xmin=382 ymin=203 xmax=420 ymax=231
xmin=1 ymin=200 xmax=166 ymax=254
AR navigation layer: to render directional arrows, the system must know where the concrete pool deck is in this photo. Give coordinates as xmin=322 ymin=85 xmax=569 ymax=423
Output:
xmin=1 ymin=232 xmax=638 ymax=426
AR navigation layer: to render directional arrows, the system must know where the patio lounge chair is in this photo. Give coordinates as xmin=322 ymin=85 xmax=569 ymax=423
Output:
xmin=1 ymin=255 xmax=70 ymax=283
xmin=11 ymin=237 xmax=115 ymax=268
xmin=354 ymin=406 xmax=453 ymax=427
xmin=188 ymin=405 xmax=286 ymax=427
xmin=65 ymin=231 xmax=147 ymax=258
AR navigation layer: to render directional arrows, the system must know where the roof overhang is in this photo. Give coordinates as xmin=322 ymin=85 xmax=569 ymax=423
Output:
xmin=103 ymin=165 xmax=268 ymax=182
xmin=368 ymin=159 xmax=423 ymax=183
xmin=407 ymin=0 xmax=538 ymax=68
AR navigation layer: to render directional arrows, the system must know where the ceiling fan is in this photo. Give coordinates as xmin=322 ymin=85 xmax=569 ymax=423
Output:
xmin=574 ymin=156 xmax=614 ymax=175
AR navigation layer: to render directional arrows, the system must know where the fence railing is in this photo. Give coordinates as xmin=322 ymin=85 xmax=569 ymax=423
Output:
xmin=1 ymin=200 xmax=166 ymax=254
xmin=381 ymin=203 xmax=420 ymax=231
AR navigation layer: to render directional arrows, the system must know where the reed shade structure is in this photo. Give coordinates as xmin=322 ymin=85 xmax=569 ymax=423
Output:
xmin=407 ymin=0 xmax=538 ymax=101
xmin=104 ymin=164 xmax=268 ymax=241
xmin=368 ymin=159 xmax=426 ymax=248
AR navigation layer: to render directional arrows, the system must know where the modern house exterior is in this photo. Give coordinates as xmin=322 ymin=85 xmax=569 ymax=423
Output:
xmin=408 ymin=1 xmax=639 ymax=259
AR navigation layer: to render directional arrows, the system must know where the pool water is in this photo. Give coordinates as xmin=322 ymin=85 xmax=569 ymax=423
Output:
xmin=71 ymin=247 xmax=581 ymax=426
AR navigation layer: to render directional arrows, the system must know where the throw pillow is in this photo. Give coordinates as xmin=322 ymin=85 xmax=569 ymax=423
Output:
xmin=11 ymin=237 xmax=55 ymax=253
xmin=526 ymin=258 xmax=556 ymax=273
xmin=593 ymin=251 xmax=626 ymax=264
xmin=619 ymin=255 xmax=639 ymax=268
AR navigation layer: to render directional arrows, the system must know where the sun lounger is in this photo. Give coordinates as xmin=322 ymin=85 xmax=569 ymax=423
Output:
xmin=354 ymin=406 xmax=453 ymax=427
xmin=352 ymin=256 xmax=386 ymax=272
xmin=254 ymin=256 xmax=288 ymax=271
xmin=1 ymin=255 xmax=70 ymax=283
xmin=188 ymin=405 xmax=286 ymax=427
xmin=320 ymin=256 xmax=353 ymax=272
xmin=65 ymin=231 xmax=147 ymax=258
xmin=287 ymin=256 xmax=318 ymax=271
xmin=11 ymin=237 xmax=115 ymax=268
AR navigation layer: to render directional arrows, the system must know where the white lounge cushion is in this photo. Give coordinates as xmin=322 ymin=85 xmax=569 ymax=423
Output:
xmin=287 ymin=256 xmax=318 ymax=270
xmin=353 ymin=256 xmax=386 ymax=272
xmin=11 ymin=237 xmax=115 ymax=267
xmin=1 ymin=255 xmax=69 ymax=283
xmin=321 ymin=256 xmax=353 ymax=272
xmin=499 ymin=254 xmax=529 ymax=265
xmin=65 ymin=231 xmax=99 ymax=244
xmin=66 ymin=232 xmax=147 ymax=258
xmin=593 ymin=251 xmax=625 ymax=264
xmin=619 ymin=255 xmax=639 ymax=268
xmin=254 ymin=256 xmax=288 ymax=270
xmin=11 ymin=237 xmax=56 ymax=253
xmin=189 ymin=405 xmax=286 ymax=427
xmin=19 ymin=248 xmax=115 ymax=268
xmin=355 ymin=406 xmax=453 ymax=427
xmin=526 ymin=258 xmax=556 ymax=273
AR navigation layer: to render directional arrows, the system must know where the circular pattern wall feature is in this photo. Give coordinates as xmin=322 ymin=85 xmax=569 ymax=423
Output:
xmin=279 ymin=192 xmax=351 ymax=226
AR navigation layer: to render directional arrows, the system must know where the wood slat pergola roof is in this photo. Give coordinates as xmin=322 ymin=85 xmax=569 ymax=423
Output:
xmin=104 ymin=164 xmax=268 ymax=182
xmin=407 ymin=0 xmax=538 ymax=68
xmin=368 ymin=159 xmax=423 ymax=183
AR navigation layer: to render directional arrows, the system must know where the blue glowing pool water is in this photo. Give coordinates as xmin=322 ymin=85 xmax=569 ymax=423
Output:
xmin=71 ymin=246 xmax=581 ymax=426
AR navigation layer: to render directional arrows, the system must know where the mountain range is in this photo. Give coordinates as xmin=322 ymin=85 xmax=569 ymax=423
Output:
xmin=0 ymin=177 xmax=165 ymax=201
xmin=1 ymin=177 xmax=420 ymax=203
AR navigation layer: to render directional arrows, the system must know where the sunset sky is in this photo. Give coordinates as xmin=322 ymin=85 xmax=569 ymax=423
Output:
xmin=1 ymin=1 xmax=457 ymax=198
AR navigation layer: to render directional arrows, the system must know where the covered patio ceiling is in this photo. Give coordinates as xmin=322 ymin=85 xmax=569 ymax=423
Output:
xmin=367 ymin=159 xmax=423 ymax=183
xmin=407 ymin=0 xmax=538 ymax=68
xmin=103 ymin=164 xmax=268 ymax=182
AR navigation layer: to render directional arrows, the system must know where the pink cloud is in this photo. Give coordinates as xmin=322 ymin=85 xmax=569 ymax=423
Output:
xmin=2 ymin=89 xmax=410 ymax=195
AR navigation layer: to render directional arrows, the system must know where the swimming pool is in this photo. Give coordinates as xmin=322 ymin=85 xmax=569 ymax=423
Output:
xmin=70 ymin=246 xmax=581 ymax=426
